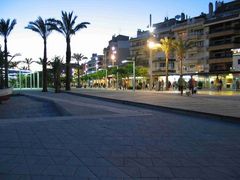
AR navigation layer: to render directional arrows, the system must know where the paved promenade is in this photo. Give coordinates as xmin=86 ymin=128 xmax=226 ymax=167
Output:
xmin=69 ymin=88 xmax=240 ymax=119
xmin=0 ymin=91 xmax=240 ymax=179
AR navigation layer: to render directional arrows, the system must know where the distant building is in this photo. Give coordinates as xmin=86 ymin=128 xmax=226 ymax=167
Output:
xmin=86 ymin=53 xmax=104 ymax=74
xmin=103 ymin=35 xmax=130 ymax=67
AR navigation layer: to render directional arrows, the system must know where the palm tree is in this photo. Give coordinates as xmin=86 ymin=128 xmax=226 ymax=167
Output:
xmin=72 ymin=53 xmax=87 ymax=87
xmin=9 ymin=61 xmax=20 ymax=69
xmin=7 ymin=52 xmax=21 ymax=69
xmin=50 ymin=56 xmax=63 ymax=93
xmin=0 ymin=18 xmax=17 ymax=88
xmin=21 ymin=58 xmax=34 ymax=70
xmin=159 ymin=37 xmax=174 ymax=90
xmin=49 ymin=11 xmax=90 ymax=90
xmin=0 ymin=46 xmax=3 ymax=89
xmin=34 ymin=57 xmax=50 ymax=66
xmin=25 ymin=17 xmax=53 ymax=92
xmin=173 ymin=38 xmax=189 ymax=76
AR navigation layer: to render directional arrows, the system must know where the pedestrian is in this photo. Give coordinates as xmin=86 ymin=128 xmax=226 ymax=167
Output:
xmin=236 ymin=79 xmax=239 ymax=91
xmin=168 ymin=81 xmax=171 ymax=90
xmin=178 ymin=75 xmax=185 ymax=96
xmin=219 ymin=79 xmax=223 ymax=91
xmin=215 ymin=77 xmax=220 ymax=91
xmin=173 ymin=81 xmax=177 ymax=90
xmin=211 ymin=81 xmax=214 ymax=89
xmin=161 ymin=80 xmax=164 ymax=91
xmin=188 ymin=76 xmax=194 ymax=94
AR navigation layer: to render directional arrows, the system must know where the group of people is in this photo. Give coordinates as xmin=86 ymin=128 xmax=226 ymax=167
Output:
xmin=178 ymin=75 xmax=196 ymax=96
xmin=211 ymin=77 xmax=223 ymax=91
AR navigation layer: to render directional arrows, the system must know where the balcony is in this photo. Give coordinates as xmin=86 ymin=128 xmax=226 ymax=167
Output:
xmin=208 ymin=57 xmax=232 ymax=64
xmin=130 ymin=45 xmax=146 ymax=51
xmin=187 ymin=46 xmax=204 ymax=52
xmin=208 ymin=43 xmax=240 ymax=51
xmin=208 ymin=29 xmax=237 ymax=38
xmin=188 ymin=33 xmax=204 ymax=40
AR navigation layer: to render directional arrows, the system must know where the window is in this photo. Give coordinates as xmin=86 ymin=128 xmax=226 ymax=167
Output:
xmin=238 ymin=59 xmax=240 ymax=65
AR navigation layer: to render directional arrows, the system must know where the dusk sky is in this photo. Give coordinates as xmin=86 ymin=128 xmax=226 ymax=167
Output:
xmin=0 ymin=0 xmax=232 ymax=71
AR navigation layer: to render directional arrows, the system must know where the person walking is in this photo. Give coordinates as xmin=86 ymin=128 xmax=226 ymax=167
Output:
xmin=188 ymin=76 xmax=194 ymax=95
xmin=219 ymin=79 xmax=223 ymax=91
xmin=178 ymin=75 xmax=185 ymax=96
xmin=236 ymin=79 xmax=239 ymax=91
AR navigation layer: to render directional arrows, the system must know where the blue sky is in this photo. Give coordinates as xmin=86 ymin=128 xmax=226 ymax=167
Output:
xmin=0 ymin=0 xmax=232 ymax=70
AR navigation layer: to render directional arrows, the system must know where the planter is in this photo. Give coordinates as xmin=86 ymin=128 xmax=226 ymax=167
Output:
xmin=0 ymin=88 xmax=13 ymax=102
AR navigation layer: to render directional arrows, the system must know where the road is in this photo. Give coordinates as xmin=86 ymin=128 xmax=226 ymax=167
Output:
xmin=0 ymin=91 xmax=240 ymax=179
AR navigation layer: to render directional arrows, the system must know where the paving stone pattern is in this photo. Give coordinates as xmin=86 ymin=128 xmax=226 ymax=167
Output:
xmin=0 ymin=92 xmax=240 ymax=179
xmin=0 ymin=96 xmax=61 ymax=118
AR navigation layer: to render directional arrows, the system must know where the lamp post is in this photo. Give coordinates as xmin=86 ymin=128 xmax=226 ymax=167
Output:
xmin=148 ymin=40 xmax=160 ymax=90
xmin=105 ymin=68 xmax=108 ymax=88
xmin=111 ymin=46 xmax=118 ymax=90
xmin=122 ymin=60 xmax=136 ymax=92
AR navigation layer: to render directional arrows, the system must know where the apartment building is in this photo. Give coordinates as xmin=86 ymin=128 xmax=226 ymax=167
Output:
xmin=129 ymin=29 xmax=150 ymax=67
xmin=205 ymin=0 xmax=240 ymax=73
xmin=153 ymin=18 xmax=177 ymax=77
xmin=103 ymin=35 xmax=130 ymax=68
xmin=173 ymin=14 xmax=207 ymax=74
xmin=86 ymin=54 xmax=104 ymax=74
xmin=128 ymin=0 xmax=240 ymax=89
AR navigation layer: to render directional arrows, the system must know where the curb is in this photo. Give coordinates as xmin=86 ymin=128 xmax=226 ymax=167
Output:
xmin=65 ymin=91 xmax=240 ymax=123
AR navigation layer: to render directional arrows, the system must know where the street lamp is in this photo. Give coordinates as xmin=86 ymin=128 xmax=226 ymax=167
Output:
xmin=111 ymin=46 xmax=118 ymax=90
xmin=147 ymin=40 xmax=160 ymax=90
xmin=122 ymin=60 xmax=136 ymax=92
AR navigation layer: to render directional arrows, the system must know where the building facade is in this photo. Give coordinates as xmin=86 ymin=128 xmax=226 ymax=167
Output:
xmin=86 ymin=54 xmax=104 ymax=74
xmin=128 ymin=0 xmax=240 ymax=89
xmin=103 ymin=35 xmax=130 ymax=68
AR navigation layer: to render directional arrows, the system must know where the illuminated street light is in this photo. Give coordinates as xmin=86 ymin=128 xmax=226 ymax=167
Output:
xmin=147 ymin=40 xmax=161 ymax=90
xmin=122 ymin=60 xmax=136 ymax=92
xmin=110 ymin=46 xmax=118 ymax=90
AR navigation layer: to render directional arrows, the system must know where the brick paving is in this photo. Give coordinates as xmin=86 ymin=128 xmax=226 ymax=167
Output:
xmin=70 ymin=88 xmax=240 ymax=119
xmin=0 ymin=91 xmax=239 ymax=179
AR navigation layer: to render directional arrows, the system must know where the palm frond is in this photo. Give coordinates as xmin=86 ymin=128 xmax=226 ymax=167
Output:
xmin=0 ymin=18 xmax=17 ymax=38
xmin=25 ymin=17 xmax=53 ymax=39
xmin=73 ymin=22 xmax=90 ymax=32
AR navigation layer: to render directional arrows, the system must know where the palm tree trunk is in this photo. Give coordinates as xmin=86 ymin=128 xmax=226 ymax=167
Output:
xmin=4 ymin=37 xmax=8 ymax=88
xmin=66 ymin=37 xmax=71 ymax=91
xmin=180 ymin=58 xmax=183 ymax=76
xmin=77 ymin=65 xmax=80 ymax=87
xmin=42 ymin=38 xmax=48 ymax=92
xmin=0 ymin=56 xmax=3 ymax=89
xmin=165 ymin=56 xmax=169 ymax=91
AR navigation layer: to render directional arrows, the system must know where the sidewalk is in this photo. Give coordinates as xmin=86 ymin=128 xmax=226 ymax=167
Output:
xmin=69 ymin=88 xmax=240 ymax=119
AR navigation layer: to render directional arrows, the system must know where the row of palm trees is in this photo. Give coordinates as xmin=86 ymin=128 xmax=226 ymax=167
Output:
xmin=156 ymin=37 xmax=189 ymax=90
xmin=0 ymin=11 xmax=90 ymax=91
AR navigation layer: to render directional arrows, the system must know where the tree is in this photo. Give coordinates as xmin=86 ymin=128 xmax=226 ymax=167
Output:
xmin=159 ymin=37 xmax=174 ymax=90
xmin=21 ymin=58 xmax=34 ymax=70
xmin=0 ymin=18 xmax=17 ymax=88
xmin=0 ymin=46 xmax=3 ymax=88
xmin=25 ymin=16 xmax=53 ymax=92
xmin=136 ymin=66 xmax=148 ymax=77
xmin=49 ymin=11 xmax=90 ymax=90
xmin=9 ymin=61 xmax=20 ymax=69
xmin=50 ymin=56 xmax=63 ymax=93
xmin=72 ymin=53 xmax=87 ymax=87
xmin=173 ymin=38 xmax=189 ymax=76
